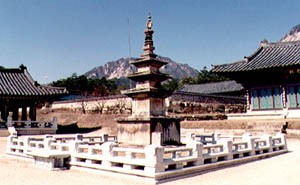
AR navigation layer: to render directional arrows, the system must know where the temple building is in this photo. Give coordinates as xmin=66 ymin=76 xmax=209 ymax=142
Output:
xmin=117 ymin=15 xmax=181 ymax=145
xmin=212 ymin=40 xmax=300 ymax=119
xmin=0 ymin=64 xmax=67 ymax=123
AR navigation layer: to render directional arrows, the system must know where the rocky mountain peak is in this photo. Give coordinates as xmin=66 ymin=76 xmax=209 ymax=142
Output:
xmin=280 ymin=24 xmax=300 ymax=42
xmin=85 ymin=56 xmax=199 ymax=80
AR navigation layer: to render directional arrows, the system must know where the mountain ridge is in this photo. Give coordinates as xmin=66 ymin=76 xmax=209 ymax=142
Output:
xmin=280 ymin=24 xmax=300 ymax=42
xmin=85 ymin=56 xmax=199 ymax=80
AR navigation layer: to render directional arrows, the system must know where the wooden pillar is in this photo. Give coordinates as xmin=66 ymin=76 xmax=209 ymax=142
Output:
xmin=21 ymin=106 xmax=27 ymax=121
xmin=282 ymin=86 xmax=287 ymax=108
xmin=246 ymin=90 xmax=250 ymax=110
xmin=4 ymin=105 xmax=8 ymax=121
xmin=29 ymin=105 xmax=36 ymax=121
xmin=0 ymin=103 xmax=4 ymax=121
xmin=12 ymin=108 xmax=18 ymax=120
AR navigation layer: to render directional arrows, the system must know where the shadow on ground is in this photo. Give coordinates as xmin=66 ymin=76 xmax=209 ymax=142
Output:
xmin=57 ymin=123 xmax=102 ymax=134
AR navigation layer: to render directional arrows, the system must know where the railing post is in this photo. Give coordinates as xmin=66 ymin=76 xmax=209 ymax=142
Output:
xmin=217 ymin=138 xmax=233 ymax=160
xmin=186 ymin=140 xmax=204 ymax=165
xmin=39 ymin=121 xmax=45 ymax=128
xmin=52 ymin=117 xmax=58 ymax=129
xmin=262 ymin=134 xmax=273 ymax=152
xmin=102 ymin=134 xmax=108 ymax=142
xmin=242 ymin=133 xmax=256 ymax=156
xmin=43 ymin=135 xmax=54 ymax=150
xmin=23 ymin=136 xmax=31 ymax=153
xmin=275 ymin=133 xmax=288 ymax=149
xmin=24 ymin=120 xmax=31 ymax=128
xmin=70 ymin=134 xmax=83 ymax=163
xmin=186 ymin=133 xmax=195 ymax=144
xmin=74 ymin=134 xmax=84 ymax=152
xmin=101 ymin=142 xmax=118 ymax=167
xmin=6 ymin=132 xmax=18 ymax=153
xmin=213 ymin=133 xmax=220 ymax=144
xmin=144 ymin=145 xmax=165 ymax=174
xmin=6 ymin=113 xmax=13 ymax=127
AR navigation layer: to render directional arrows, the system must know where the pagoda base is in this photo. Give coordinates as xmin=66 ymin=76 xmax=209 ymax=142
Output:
xmin=117 ymin=116 xmax=181 ymax=146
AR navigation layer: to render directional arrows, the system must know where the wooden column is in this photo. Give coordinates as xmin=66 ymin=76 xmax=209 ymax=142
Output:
xmin=246 ymin=90 xmax=250 ymax=110
xmin=282 ymin=86 xmax=287 ymax=108
xmin=12 ymin=108 xmax=18 ymax=121
xmin=29 ymin=105 xmax=37 ymax=121
xmin=4 ymin=105 xmax=8 ymax=121
xmin=21 ymin=106 xmax=27 ymax=121
xmin=0 ymin=103 xmax=4 ymax=121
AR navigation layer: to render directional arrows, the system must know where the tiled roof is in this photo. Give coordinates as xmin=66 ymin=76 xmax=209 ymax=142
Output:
xmin=179 ymin=80 xmax=244 ymax=94
xmin=212 ymin=41 xmax=300 ymax=73
xmin=0 ymin=65 xmax=67 ymax=97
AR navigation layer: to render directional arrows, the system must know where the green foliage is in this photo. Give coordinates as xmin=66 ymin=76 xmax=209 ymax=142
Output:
xmin=181 ymin=77 xmax=197 ymax=85
xmin=181 ymin=66 xmax=228 ymax=85
xmin=162 ymin=79 xmax=181 ymax=93
xmin=51 ymin=74 xmax=122 ymax=96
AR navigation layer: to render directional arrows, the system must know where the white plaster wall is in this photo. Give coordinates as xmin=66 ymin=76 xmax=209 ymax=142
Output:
xmin=51 ymin=97 xmax=132 ymax=112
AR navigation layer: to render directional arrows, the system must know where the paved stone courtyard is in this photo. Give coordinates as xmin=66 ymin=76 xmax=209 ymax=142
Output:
xmin=0 ymin=136 xmax=300 ymax=185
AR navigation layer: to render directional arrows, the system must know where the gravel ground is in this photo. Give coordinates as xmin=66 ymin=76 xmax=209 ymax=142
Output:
xmin=0 ymin=137 xmax=299 ymax=185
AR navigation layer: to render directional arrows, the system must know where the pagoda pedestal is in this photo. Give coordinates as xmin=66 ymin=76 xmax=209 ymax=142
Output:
xmin=117 ymin=117 xmax=180 ymax=146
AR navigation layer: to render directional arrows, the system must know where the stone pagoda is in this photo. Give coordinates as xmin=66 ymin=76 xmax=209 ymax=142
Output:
xmin=117 ymin=15 xmax=181 ymax=146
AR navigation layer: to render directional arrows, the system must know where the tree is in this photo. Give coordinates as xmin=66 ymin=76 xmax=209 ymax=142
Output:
xmin=180 ymin=66 xmax=228 ymax=85
xmin=181 ymin=77 xmax=197 ymax=85
xmin=94 ymin=99 xmax=106 ymax=114
xmin=162 ymin=79 xmax=181 ymax=93
xmin=197 ymin=66 xmax=228 ymax=84
xmin=51 ymin=75 xmax=120 ymax=96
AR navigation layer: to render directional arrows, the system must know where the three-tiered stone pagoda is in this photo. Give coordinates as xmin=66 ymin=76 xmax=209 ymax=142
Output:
xmin=117 ymin=15 xmax=181 ymax=145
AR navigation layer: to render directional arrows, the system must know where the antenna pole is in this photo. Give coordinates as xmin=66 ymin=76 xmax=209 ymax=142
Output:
xmin=127 ymin=18 xmax=132 ymax=89
xmin=127 ymin=18 xmax=132 ymax=60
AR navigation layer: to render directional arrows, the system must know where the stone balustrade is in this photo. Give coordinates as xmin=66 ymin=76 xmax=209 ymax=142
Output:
xmin=6 ymin=132 xmax=288 ymax=180
xmin=70 ymin=132 xmax=287 ymax=178
xmin=6 ymin=116 xmax=58 ymax=135
xmin=182 ymin=132 xmax=219 ymax=145
xmin=6 ymin=134 xmax=115 ymax=157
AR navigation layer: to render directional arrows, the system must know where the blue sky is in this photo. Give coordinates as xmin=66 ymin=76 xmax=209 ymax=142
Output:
xmin=1 ymin=0 xmax=300 ymax=83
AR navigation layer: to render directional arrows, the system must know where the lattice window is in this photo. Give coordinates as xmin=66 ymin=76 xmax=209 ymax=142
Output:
xmin=251 ymin=87 xmax=282 ymax=110
xmin=287 ymin=85 xmax=300 ymax=108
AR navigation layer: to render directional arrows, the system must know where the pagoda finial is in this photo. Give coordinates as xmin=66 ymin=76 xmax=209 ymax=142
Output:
xmin=146 ymin=13 xmax=152 ymax=29
xmin=142 ymin=13 xmax=156 ymax=58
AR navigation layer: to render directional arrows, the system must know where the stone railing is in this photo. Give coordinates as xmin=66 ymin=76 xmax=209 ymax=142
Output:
xmin=6 ymin=134 xmax=116 ymax=158
xmin=155 ymin=133 xmax=287 ymax=180
xmin=6 ymin=116 xmax=58 ymax=135
xmin=6 ymin=132 xmax=287 ymax=180
xmin=71 ymin=143 xmax=162 ymax=177
xmin=182 ymin=132 xmax=220 ymax=145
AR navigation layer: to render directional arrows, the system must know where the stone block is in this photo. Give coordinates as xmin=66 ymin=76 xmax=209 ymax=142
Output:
xmin=151 ymin=132 xmax=162 ymax=146
xmin=117 ymin=122 xmax=151 ymax=145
